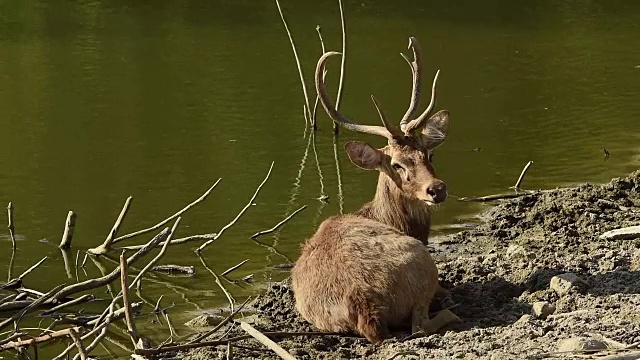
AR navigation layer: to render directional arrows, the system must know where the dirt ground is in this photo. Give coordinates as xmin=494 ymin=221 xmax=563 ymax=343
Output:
xmin=180 ymin=171 xmax=640 ymax=360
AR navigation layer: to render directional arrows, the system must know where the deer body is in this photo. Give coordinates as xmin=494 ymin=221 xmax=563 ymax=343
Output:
xmin=291 ymin=37 xmax=460 ymax=343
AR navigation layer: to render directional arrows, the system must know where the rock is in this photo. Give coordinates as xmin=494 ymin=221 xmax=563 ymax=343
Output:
xmin=549 ymin=273 xmax=585 ymax=296
xmin=514 ymin=314 xmax=532 ymax=325
xmin=184 ymin=313 xmax=226 ymax=327
xmin=531 ymin=301 xmax=555 ymax=319
xmin=631 ymin=250 xmax=640 ymax=272
xmin=599 ymin=225 xmax=640 ymax=241
xmin=557 ymin=337 xmax=608 ymax=352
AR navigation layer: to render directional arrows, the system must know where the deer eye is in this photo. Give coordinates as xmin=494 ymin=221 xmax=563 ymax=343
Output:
xmin=392 ymin=163 xmax=404 ymax=171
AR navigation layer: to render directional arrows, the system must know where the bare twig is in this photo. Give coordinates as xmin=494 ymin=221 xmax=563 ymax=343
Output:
xmin=510 ymin=160 xmax=533 ymax=190
xmin=196 ymin=161 xmax=275 ymax=253
xmin=275 ymin=0 xmax=312 ymax=124
xmin=138 ymin=331 xmax=343 ymax=356
xmin=189 ymin=297 xmax=252 ymax=344
xmin=220 ymin=259 xmax=250 ymax=277
xmin=198 ymin=255 xmax=235 ymax=312
xmin=68 ymin=328 xmax=88 ymax=360
xmin=41 ymin=294 xmax=95 ymax=315
xmin=239 ymin=321 xmax=296 ymax=360
xmin=7 ymin=202 xmax=16 ymax=249
xmin=119 ymin=253 xmax=139 ymax=347
xmin=59 ymin=211 xmax=77 ymax=249
xmin=53 ymin=228 xmax=170 ymax=301
xmin=333 ymin=0 xmax=347 ymax=135
xmin=227 ymin=341 xmax=234 ymax=359
xmin=130 ymin=218 xmax=181 ymax=291
xmin=113 ymin=179 xmax=221 ymax=244
xmin=18 ymin=256 xmax=48 ymax=281
xmin=251 ymin=205 xmax=307 ymax=240
xmin=0 ymin=283 xmax=65 ymax=332
xmin=88 ymin=196 xmax=133 ymax=255
xmin=457 ymin=191 xmax=538 ymax=203
xmin=0 ymin=326 xmax=83 ymax=350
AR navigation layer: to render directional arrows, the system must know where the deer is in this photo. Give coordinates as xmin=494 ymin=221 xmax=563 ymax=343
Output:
xmin=291 ymin=37 xmax=460 ymax=343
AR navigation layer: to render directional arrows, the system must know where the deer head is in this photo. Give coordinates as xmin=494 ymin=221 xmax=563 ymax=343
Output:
xmin=316 ymin=37 xmax=450 ymax=205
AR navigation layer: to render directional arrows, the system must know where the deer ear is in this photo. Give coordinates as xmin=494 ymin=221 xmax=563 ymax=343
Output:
xmin=421 ymin=110 xmax=450 ymax=149
xmin=344 ymin=141 xmax=384 ymax=170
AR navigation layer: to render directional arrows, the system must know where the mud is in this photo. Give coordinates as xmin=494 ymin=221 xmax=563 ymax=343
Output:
xmin=180 ymin=171 xmax=640 ymax=359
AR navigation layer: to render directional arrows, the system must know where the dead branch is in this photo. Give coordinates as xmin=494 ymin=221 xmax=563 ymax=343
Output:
xmin=113 ymin=179 xmax=221 ymax=245
xmin=275 ymin=0 xmax=312 ymax=124
xmin=251 ymin=205 xmax=307 ymax=239
xmin=53 ymin=228 xmax=170 ymax=301
xmin=59 ymin=211 xmax=77 ymax=249
xmin=220 ymin=260 xmax=249 ymax=277
xmin=0 ymin=283 xmax=65 ymax=332
xmin=151 ymin=265 xmax=195 ymax=275
xmin=68 ymin=328 xmax=89 ymax=360
xmin=7 ymin=202 xmax=16 ymax=250
xmin=0 ymin=300 xmax=32 ymax=312
xmin=239 ymin=321 xmax=296 ymax=360
xmin=18 ymin=256 xmax=48 ymax=281
xmin=196 ymin=161 xmax=275 ymax=253
xmin=41 ymin=294 xmax=95 ymax=315
xmin=88 ymin=196 xmax=133 ymax=255
xmin=189 ymin=297 xmax=252 ymax=344
xmin=130 ymin=218 xmax=181 ymax=291
xmin=458 ymin=191 xmax=538 ymax=202
xmin=0 ymin=326 xmax=83 ymax=350
xmin=510 ymin=160 xmax=534 ymax=190
xmin=120 ymin=233 xmax=216 ymax=250
xmin=136 ymin=331 xmax=343 ymax=357
xmin=119 ymin=253 xmax=140 ymax=347
xmin=199 ymin=255 xmax=235 ymax=311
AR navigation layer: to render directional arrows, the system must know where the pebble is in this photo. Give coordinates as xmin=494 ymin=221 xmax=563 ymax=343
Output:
xmin=531 ymin=301 xmax=556 ymax=319
xmin=550 ymin=273 xmax=585 ymax=296
xmin=557 ymin=337 xmax=608 ymax=352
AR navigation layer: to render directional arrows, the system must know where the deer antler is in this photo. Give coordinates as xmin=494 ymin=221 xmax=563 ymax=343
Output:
xmin=398 ymin=37 xmax=441 ymax=137
xmin=315 ymin=52 xmax=401 ymax=139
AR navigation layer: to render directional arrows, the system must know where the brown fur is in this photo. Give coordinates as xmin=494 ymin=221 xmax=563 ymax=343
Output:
xmin=292 ymin=138 xmax=448 ymax=342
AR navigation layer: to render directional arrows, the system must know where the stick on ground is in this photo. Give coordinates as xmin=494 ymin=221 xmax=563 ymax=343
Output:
xmin=239 ymin=322 xmax=296 ymax=360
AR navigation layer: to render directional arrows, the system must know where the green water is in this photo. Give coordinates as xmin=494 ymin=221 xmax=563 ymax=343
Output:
xmin=0 ymin=0 xmax=639 ymax=357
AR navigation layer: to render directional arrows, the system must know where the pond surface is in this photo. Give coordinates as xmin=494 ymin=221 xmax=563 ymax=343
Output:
xmin=0 ymin=0 xmax=639 ymax=358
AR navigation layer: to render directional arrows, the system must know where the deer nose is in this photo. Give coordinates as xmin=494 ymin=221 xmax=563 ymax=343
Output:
xmin=427 ymin=181 xmax=447 ymax=203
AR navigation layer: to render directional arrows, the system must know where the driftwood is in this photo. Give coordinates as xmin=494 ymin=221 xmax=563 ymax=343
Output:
xmin=68 ymin=328 xmax=89 ymax=360
xmin=88 ymin=196 xmax=133 ymax=255
xmin=0 ymin=326 xmax=84 ymax=350
xmin=59 ymin=211 xmax=77 ymax=249
xmin=188 ymin=297 xmax=252 ymax=344
xmin=7 ymin=202 xmax=16 ymax=249
xmin=0 ymin=283 xmax=65 ymax=332
xmin=251 ymin=205 xmax=307 ymax=239
xmin=119 ymin=254 xmax=140 ymax=347
xmin=130 ymin=218 xmax=181 ymax=291
xmin=151 ymin=265 xmax=195 ymax=275
xmin=196 ymin=161 xmax=275 ymax=253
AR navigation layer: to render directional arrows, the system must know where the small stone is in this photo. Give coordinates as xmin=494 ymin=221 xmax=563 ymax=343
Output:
xmin=550 ymin=273 xmax=585 ymax=296
xmin=506 ymin=244 xmax=527 ymax=259
xmin=557 ymin=337 xmax=608 ymax=352
xmin=514 ymin=314 xmax=532 ymax=325
xmin=184 ymin=313 xmax=226 ymax=327
xmin=630 ymin=250 xmax=640 ymax=272
xmin=531 ymin=301 xmax=555 ymax=319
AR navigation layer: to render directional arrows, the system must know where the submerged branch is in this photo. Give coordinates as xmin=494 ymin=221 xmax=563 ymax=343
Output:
xmin=250 ymin=205 xmax=307 ymax=239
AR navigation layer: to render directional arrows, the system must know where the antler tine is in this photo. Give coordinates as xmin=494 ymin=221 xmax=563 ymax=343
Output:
xmin=370 ymin=95 xmax=402 ymax=137
xmin=402 ymin=69 xmax=440 ymax=136
xmin=399 ymin=37 xmax=423 ymax=132
xmin=315 ymin=52 xmax=393 ymax=139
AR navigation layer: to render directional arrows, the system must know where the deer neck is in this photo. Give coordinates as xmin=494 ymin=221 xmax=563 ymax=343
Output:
xmin=355 ymin=174 xmax=432 ymax=244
